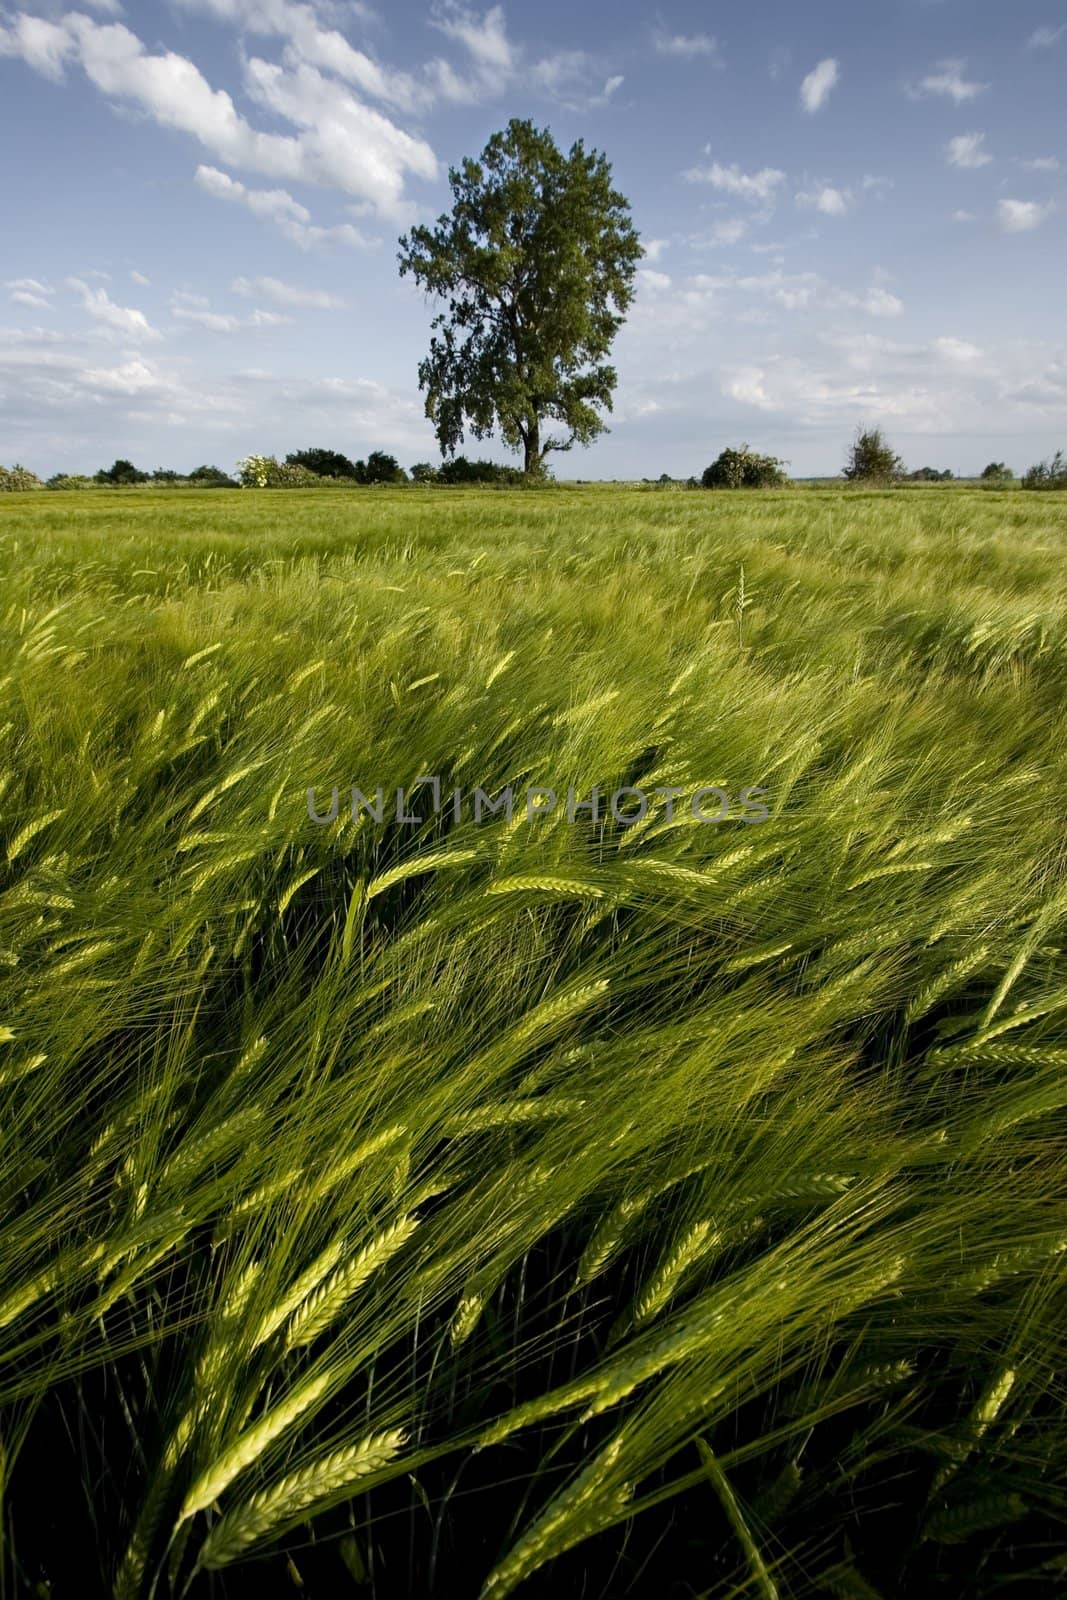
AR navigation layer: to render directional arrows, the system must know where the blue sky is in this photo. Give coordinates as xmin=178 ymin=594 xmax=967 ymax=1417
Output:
xmin=1 ymin=1 xmax=1064 ymax=478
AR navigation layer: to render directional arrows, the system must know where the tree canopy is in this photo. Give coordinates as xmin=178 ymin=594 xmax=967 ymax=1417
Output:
xmin=843 ymin=428 xmax=903 ymax=484
xmin=398 ymin=118 xmax=642 ymax=476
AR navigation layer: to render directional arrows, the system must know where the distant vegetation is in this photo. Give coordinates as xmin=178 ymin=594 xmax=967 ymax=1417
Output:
xmin=1023 ymin=449 xmax=1067 ymax=490
xmin=700 ymin=444 xmax=788 ymax=489
xmin=3 ymin=435 xmax=1066 ymax=491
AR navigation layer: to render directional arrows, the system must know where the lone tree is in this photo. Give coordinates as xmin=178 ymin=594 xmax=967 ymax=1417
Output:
xmin=843 ymin=427 xmax=903 ymax=484
xmin=981 ymin=461 xmax=1014 ymax=481
xmin=398 ymin=118 xmax=642 ymax=478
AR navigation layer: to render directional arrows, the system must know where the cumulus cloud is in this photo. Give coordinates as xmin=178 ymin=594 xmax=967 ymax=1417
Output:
xmin=683 ymin=161 xmax=786 ymax=203
xmin=799 ymin=57 xmax=839 ymax=113
xmin=171 ymin=0 xmax=422 ymax=110
xmin=231 ymin=275 xmax=345 ymax=309
xmin=67 ymin=277 xmax=160 ymax=340
xmin=637 ymin=269 xmax=672 ymax=292
xmin=0 ymin=14 xmax=76 ymax=79
xmin=947 ymin=132 xmax=992 ymax=168
xmin=1017 ymin=156 xmax=1060 ymax=172
xmin=0 ymin=13 xmax=438 ymax=220
xmin=910 ymin=59 xmax=988 ymax=102
xmin=642 ymin=239 xmax=669 ymax=262
xmin=997 ymin=198 xmax=1053 ymax=232
xmin=796 ymin=183 xmax=853 ymax=216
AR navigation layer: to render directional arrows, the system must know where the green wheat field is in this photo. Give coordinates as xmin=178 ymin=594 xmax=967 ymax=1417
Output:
xmin=1 ymin=483 xmax=1065 ymax=1598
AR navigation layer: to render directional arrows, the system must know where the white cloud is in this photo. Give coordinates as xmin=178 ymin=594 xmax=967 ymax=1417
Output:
xmin=195 ymin=164 xmax=310 ymax=224
xmin=952 ymin=209 xmax=977 ymax=222
xmin=0 ymin=15 xmax=76 ymax=80
xmin=655 ymin=32 xmax=719 ymax=59
xmin=194 ymin=164 xmax=373 ymax=249
xmin=796 ymin=183 xmax=853 ymax=216
xmin=947 ymin=132 xmax=992 ymax=168
xmin=628 ymin=267 xmax=904 ymax=335
xmin=171 ymin=303 xmax=291 ymax=332
xmin=1017 ymin=156 xmax=1060 ymax=172
xmin=862 ymin=174 xmax=894 ymax=194
xmin=637 ymin=269 xmax=672 ymax=292
xmin=232 ymin=275 xmax=345 ymax=309
xmin=174 ymin=0 xmax=422 ymax=108
xmin=526 ymin=49 xmax=624 ymax=111
xmin=7 ymin=277 xmax=54 ymax=310
xmin=709 ymin=219 xmax=749 ymax=245
xmin=854 ymin=287 xmax=905 ymax=318
xmin=911 ymin=59 xmax=988 ymax=102
xmin=1 ymin=13 xmax=437 ymax=220
xmin=1026 ymin=25 xmax=1065 ymax=48
xmin=997 ymin=198 xmax=1053 ymax=232
xmin=642 ymin=239 xmax=669 ymax=262
xmin=934 ymin=337 xmax=982 ymax=363
xmin=67 ymin=277 xmax=160 ymax=340
xmin=683 ymin=161 xmax=786 ymax=203
xmin=130 ymin=270 xmax=151 ymax=286
xmin=800 ymin=57 xmax=839 ymax=113
xmin=429 ymin=3 xmax=513 ymax=72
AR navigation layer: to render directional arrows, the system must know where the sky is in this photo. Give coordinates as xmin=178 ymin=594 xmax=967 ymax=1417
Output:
xmin=1 ymin=1 xmax=1064 ymax=479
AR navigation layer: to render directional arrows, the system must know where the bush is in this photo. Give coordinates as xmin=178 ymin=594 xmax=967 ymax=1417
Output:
xmin=437 ymin=456 xmax=528 ymax=486
xmin=843 ymin=427 xmax=902 ymax=484
xmin=286 ymin=448 xmax=361 ymax=480
xmin=409 ymin=462 xmax=440 ymax=484
xmin=45 ymin=474 xmax=95 ymax=490
xmin=906 ymin=467 xmax=954 ymax=482
xmin=151 ymin=469 xmax=182 ymax=483
xmin=237 ymin=455 xmax=324 ymax=488
xmin=0 ymin=464 xmax=44 ymax=491
xmin=980 ymin=462 xmax=1014 ymax=482
xmin=1022 ymin=450 xmax=1067 ymax=491
xmin=94 ymin=459 xmax=149 ymax=485
xmin=188 ymin=465 xmax=237 ymax=487
xmin=701 ymin=445 xmax=787 ymax=489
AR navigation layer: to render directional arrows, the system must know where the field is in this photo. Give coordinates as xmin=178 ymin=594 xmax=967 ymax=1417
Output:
xmin=1 ymin=483 xmax=1066 ymax=1598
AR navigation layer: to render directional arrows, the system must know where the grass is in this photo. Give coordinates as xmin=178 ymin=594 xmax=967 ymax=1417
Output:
xmin=0 ymin=482 xmax=1065 ymax=1598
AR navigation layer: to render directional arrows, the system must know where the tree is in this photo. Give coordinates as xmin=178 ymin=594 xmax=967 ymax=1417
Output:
xmin=398 ymin=118 xmax=642 ymax=477
xmin=409 ymin=462 xmax=440 ymax=484
xmin=701 ymin=445 xmax=787 ymax=489
xmin=95 ymin=458 xmax=148 ymax=485
xmin=981 ymin=462 xmax=1014 ymax=481
xmin=286 ymin=448 xmax=360 ymax=480
xmin=842 ymin=427 xmax=902 ymax=484
xmin=906 ymin=466 xmax=953 ymax=481
xmin=189 ymin=464 xmax=237 ymax=486
xmin=360 ymin=451 xmax=407 ymax=485
xmin=1023 ymin=450 xmax=1067 ymax=490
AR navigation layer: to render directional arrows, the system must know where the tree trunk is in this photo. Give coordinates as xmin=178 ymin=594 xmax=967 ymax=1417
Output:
xmin=524 ymin=417 xmax=541 ymax=476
